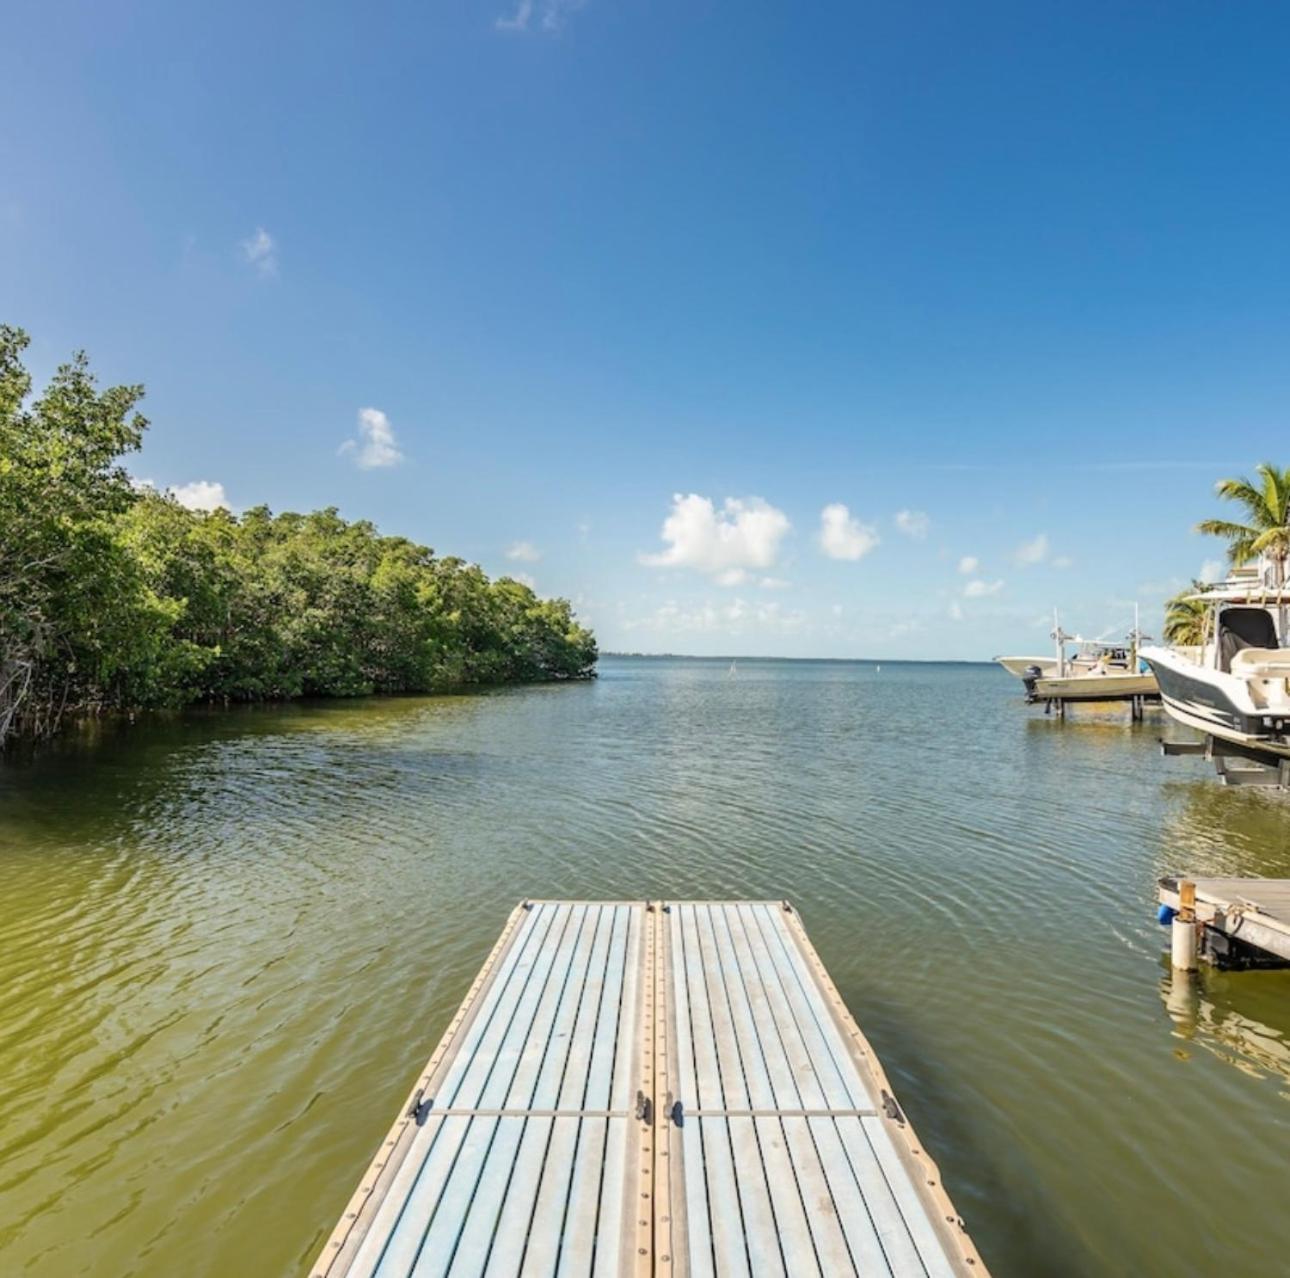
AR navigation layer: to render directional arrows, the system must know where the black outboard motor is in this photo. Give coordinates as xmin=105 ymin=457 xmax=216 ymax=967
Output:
xmin=1022 ymin=665 xmax=1043 ymax=703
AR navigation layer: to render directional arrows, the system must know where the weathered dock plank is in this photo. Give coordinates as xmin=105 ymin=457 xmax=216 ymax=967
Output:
xmin=1159 ymin=876 xmax=1290 ymax=965
xmin=316 ymin=900 xmax=985 ymax=1277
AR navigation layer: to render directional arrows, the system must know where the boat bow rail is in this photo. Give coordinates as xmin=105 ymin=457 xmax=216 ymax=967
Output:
xmin=315 ymin=900 xmax=986 ymax=1277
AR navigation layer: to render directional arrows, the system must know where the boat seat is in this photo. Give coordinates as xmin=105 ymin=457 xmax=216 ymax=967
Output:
xmin=1229 ymin=648 xmax=1290 ymax=678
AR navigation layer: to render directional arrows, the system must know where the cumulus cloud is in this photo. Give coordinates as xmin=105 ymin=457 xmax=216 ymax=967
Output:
xmin=958 ymin=555 xmax=979 ymax=575
xmin=508 ymin=571 xmax=536 ymax=588
xmin=171 ymin=480 xmax=230 ymax=511
xmin=949 ymin=601 xmax=964 ymax=621
xmin=240 ymin=227 xmax=277 ymax=277
xmin=640 ymin=494 xmax=791 ymax=580
xmin=506 ymin=540 xmax=541 ymax=562
xmin=964 ymin=578 xmax=1004 ymax=597
xmin=894 ymin=509 xmax=930 ymax=539
xmin=818 ymin=503 xmax=879 ymax=561
xmin=1014 ymin=533 xmax=1050 ymax=566
xmin=759 ymin=577 xmax=791 ymax=590
xmin=339 ymin=407 xmax=404 ymax=470
xmin=1052 ymin=555 xmax=1073 ymax=569
xmin=1199 ymin=558 xmax=1225 ymax=584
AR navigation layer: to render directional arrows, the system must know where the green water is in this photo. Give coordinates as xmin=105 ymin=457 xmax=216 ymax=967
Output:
xmin=2 ymin=657 xmax=1290 ymax=1276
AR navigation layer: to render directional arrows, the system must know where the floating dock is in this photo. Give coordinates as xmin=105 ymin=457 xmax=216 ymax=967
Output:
xmin=315 ymin=900 xmax=985 ymax=1277
xmin=1159 ymin=876 xmax=1290 ymax=969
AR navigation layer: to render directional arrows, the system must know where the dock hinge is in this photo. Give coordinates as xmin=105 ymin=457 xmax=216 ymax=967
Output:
xmin=636 ymin=1090 xmax=653 ymax=1125
xmin=407 ymin=1088 xmax=433 ymax=1124
xmin=880 ymin=1090 xmax=905 ymax=1125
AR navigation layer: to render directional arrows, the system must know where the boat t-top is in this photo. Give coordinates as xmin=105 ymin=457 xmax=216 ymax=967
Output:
xmin=997 ymin=607 xmax=1158 ymax=705
xmin=1140 ymin=561 xmax=1290 ymax=759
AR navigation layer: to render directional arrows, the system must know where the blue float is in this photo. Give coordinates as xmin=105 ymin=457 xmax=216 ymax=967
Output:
xmin=1157 ymin=903 xmax=1177 ymax=926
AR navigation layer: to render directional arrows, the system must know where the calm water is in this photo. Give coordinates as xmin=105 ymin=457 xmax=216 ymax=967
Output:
xmin=3 ymin=656 xmax=1290 ymax=1276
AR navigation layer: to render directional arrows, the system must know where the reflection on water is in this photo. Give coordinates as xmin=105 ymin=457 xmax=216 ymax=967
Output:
xmin=1162 ymin=967 xmax=1290 ymax=1095
xmin=3 ymin=659 xmax=1290 ymax=1276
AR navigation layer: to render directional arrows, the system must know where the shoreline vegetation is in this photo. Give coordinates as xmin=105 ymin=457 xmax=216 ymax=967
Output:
xmin=0 ymin=325 xmax=596 ymax=748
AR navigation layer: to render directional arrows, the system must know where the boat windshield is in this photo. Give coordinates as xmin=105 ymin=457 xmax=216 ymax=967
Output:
xmin=1218 ymin=607 xmax=1281 ymax=671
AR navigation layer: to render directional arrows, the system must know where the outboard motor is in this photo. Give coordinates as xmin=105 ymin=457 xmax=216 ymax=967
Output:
xmin=1022 ymin=664 xmax=1043 ymax=703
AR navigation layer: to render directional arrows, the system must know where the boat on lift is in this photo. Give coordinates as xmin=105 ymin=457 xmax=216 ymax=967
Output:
xmin=997 ymin=608 xmax=1157 ymax=704
xmin=1140 ymin=562 xmax=1290 ymax=759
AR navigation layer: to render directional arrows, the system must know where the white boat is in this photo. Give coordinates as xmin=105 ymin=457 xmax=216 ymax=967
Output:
xmin=995 ymin=655 xmax=1059 ymax=680
xmin=1140 ymin=563 xmax=1290 ymax=759
xmin=997 ymin=608 xmax=1157 ymax=704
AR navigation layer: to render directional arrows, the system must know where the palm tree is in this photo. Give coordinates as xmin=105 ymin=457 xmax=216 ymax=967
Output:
xmin=1163 ymin=581 xmax=1209 ymax=647
xmin=1196 ymin=462 xmax=1290 ymax=584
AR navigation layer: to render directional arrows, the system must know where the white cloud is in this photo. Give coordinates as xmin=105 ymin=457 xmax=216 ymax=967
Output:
xmin=818 ymin=503 xmax=879 ymax=561
xmin=759 ymin=577 xmax=791 ymax=590
xmin=894 ymin=509 xmax=930 ymax=539
xmin=949 ymin=601 xmax=964 ymax=621
xmin=339 ymin=407 xmax=404 ymax=470
xmin=1199 ymin=559 xmax=1225 ymax=584
xmin=542 ymin=0 xmax=586 ymax=29
xmin=1015 ymin=533 xmax=1050 ymax=566
xmin=716 ymin=569 xmax=750 ymax=587
xmin=506 ymin=540 xmax=541 ymax=562
xmin=495 ymin=0 xmax=585 ymax=32
xmin=957 ymin=555 xmax=979 ymax=575
xmin=495 ymin=0 xmax=532 ymax=28
xmin=640 ymin=494 xmax=791 ymax=580
xmin=964 ymin=578 xmax=1004 ymax=597
xmin=239 ymin=227 xmax=277 ymax=277
xmin=509 ymin=572 xmax=536 ymax=588
xmin=625 ymin=597 xmax=805 ymax=635
xmin=171 ymin=480 xmax=229 ymax=511
xmin=1052 ymin=555 xmax=1073 ymax=569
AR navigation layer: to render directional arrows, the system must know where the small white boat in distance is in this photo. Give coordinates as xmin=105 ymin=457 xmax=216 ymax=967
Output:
xmin=997 ymin=608 xmax=1158 ymax=704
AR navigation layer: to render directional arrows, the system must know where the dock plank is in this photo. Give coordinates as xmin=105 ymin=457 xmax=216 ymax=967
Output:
xmin=317 ymin=901 xmax=984 ymax=1278
xmin=661 ymin=903 xmax=981 ymax=1278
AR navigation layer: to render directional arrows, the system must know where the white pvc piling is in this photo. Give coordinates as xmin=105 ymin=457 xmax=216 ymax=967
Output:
xmin=1171 ymin=916 xmax=1199 ymax=971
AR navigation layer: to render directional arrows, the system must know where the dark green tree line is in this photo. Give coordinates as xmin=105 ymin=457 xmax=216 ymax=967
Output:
xmin=0 ymin=326 xmax=596 ymax=745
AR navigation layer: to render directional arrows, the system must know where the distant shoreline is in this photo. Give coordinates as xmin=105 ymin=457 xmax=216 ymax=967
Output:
xmin=600 ymin=652 xmax=995 ymax=665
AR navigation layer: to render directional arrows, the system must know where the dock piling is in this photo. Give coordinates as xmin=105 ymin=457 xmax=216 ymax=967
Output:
xmin=1170 ymin=880 xmax=1199 ymax=971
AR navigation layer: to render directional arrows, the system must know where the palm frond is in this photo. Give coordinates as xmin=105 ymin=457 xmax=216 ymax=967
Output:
xmin=1260 ymin=462 xmax=1290 ymax=527
xmin=1250 ymin=527 xmax=1290 ymax=554
xmin=1214 ymin=476 xmax=1266 ymax=515
xmin=1195 ymin=518 xmax=1257 ymax=543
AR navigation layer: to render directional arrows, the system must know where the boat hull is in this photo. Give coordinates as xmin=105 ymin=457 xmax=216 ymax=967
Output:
xmin=995 ymin=656 xmax=1058 ymax=679
xmin=1142 ymin=649 xmax=1290 ymax=760
xmin=1030 ymin=672 xmax=1158 ymax=701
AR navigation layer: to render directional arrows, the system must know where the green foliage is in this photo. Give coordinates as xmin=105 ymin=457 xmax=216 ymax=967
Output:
xmin=1196 ymin=462 xmax=1290 ymax=580
xmin=1163 ymin=582 xmax=1210 ymax=647
xmin=0 ymin=327 xmax=596 ymax=744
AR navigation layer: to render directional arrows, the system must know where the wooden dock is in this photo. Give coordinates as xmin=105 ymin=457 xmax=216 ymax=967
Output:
xmin=1159 ymin=876 xmax=1290 ymax=968
xmin=315 ymin=900 xmax=985 ymax=1277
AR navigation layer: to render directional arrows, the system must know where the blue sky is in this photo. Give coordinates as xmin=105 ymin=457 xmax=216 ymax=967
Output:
xmin=4 ymin=1 xmax=1288 ymax=659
